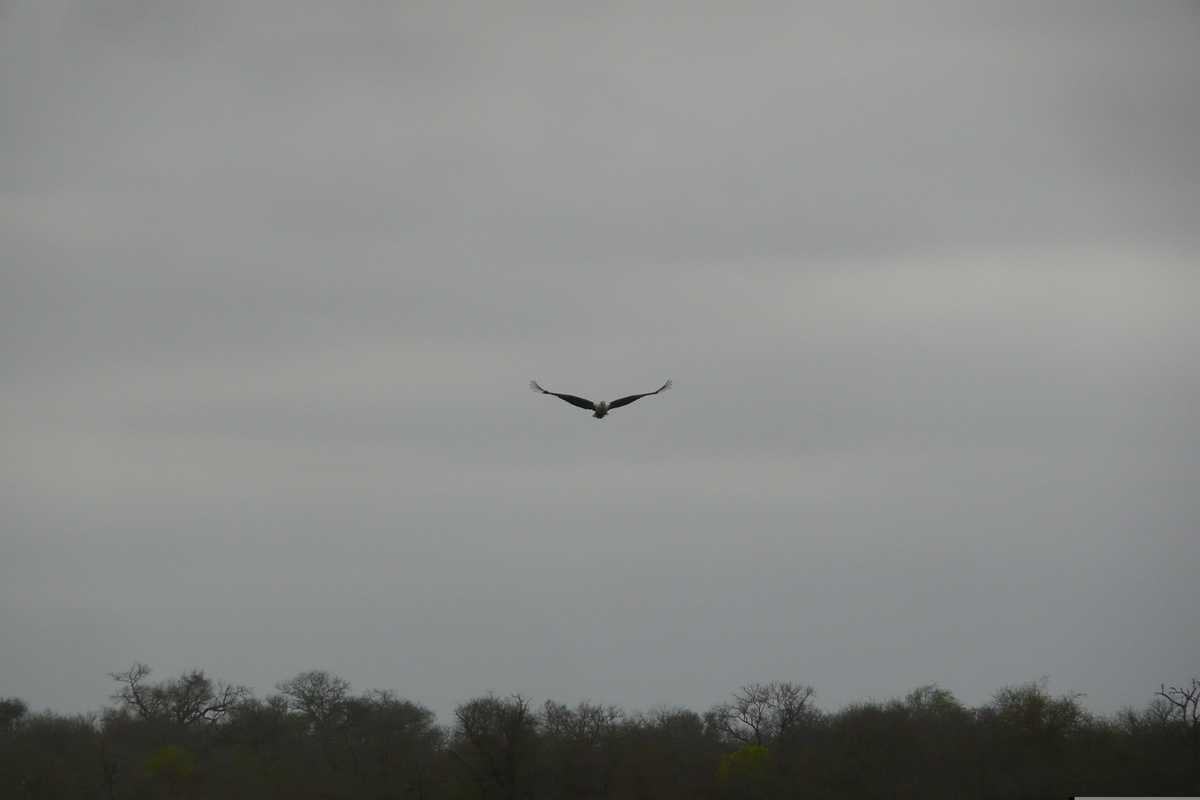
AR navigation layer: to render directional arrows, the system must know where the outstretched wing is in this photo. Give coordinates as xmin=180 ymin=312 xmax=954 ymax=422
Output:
xmin=530 ymin=380 xmax=596 ymax=411
xmin=607 ymin=379 xmax=673 ymax=410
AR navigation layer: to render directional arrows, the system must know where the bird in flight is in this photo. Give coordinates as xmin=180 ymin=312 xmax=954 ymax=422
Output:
xmin=530 ymin=379 xmax=672 ymax=418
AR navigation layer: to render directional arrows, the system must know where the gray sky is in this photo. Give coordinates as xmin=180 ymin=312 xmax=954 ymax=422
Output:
xmin=2 ymin=1 xmax=1198 ymax=721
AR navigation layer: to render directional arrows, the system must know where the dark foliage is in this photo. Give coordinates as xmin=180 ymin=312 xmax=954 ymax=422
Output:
xmin=0 ymin=672 xmax=1194 ymax=798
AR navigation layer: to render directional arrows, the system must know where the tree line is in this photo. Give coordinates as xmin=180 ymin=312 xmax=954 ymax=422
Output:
xmin=1 ymin=666 xmax=1197 ymax=798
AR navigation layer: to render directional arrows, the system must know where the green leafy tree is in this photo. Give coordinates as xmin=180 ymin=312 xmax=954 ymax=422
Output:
xmin=716 ymin=742 xmax=772 ymax=798
xmin=978 ymin=677 xmax=1090 ymax=796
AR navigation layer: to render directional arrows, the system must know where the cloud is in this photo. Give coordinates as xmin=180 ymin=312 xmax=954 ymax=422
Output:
xmin=1 ymin=1 xmax=1198 ymax=719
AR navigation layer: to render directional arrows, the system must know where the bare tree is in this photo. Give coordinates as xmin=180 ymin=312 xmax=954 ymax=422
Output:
xmin=276 ymin=670 xmax=351 ymax=732
xmin=713 ymin=681 xmax=818 ymax=748
xmin=450 ymin=693 xmax=537 ymax=800
xmin=541 ymin=700 xmax=623 ymax=746
xmin=1156 ymin=678 xmax=1200 ymax=790
xmin=540 ymin=701 xmax=624 ymax=798
xmin=108 ymin=663 xmax=247 ymax=729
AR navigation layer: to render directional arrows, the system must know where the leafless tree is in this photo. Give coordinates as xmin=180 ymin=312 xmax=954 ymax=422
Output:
xmin=540 ymin=701 xmax=624 ymax=798
xmin=713 ymin=681 xmax=818 ymax=747
xmin=540 ymin=700 xmax=623 ymax=746
xmin=451 ymin=693 xmax=537 ymax=800
xmin=108 ymin=663 xmax=247 ymax=728
xmin=1157 ymin=679 xmax=1200 ymax=732
xmin=1157 ymin=678 xmax=1200 ymax=790
xmin=276 ymin=670 xmax=351 ymax=732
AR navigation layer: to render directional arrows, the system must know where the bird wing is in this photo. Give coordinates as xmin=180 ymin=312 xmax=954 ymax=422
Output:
xmin=607 ymin=379 xmax=672 ymax=410
xmin=530 ymin=381 xmax=597 ymax=411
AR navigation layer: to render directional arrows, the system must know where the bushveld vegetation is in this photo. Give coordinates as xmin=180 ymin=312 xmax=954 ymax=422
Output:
xmin=1 ymin=667 xmax=1197 ymax=798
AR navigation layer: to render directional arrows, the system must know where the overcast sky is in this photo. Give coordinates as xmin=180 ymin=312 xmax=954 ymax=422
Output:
xmin=2 ymin=1 xmax=1198 ymax=721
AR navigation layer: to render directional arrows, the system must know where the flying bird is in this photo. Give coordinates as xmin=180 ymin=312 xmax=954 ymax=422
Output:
xmin=530 ymin=379 xmax=672 ymax=418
